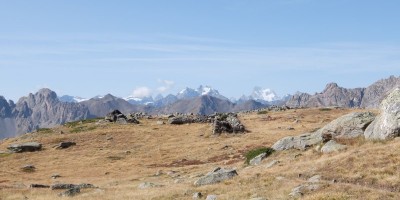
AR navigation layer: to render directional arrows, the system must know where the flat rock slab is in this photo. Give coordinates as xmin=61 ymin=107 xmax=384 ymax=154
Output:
xmin=321 ymin=140 xmax=347 ymax=153
xmin=8 ymin=142 xmax=42 ymax=153
xmin=194 ymin=167 xmax=238 ymax=186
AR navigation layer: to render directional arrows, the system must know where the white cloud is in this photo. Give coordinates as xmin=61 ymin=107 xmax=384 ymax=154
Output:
xmin=157 ymin=79 xmax=175 ymax=93
xmin=131 ymin=87 xmax=152 ymax=98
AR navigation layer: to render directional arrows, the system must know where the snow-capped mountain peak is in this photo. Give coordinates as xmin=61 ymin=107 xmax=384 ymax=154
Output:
xmin=250 ymin=87 xmax=280 ymax=102
xmin=176 ymin=85 xmax=228 ymax=100
xmin=59 ymin=95 xmax=88 ymax=103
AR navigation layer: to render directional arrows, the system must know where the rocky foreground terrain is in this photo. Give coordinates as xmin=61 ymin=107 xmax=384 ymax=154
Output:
xmin=0 ymin=88 xmax=399 ymax=200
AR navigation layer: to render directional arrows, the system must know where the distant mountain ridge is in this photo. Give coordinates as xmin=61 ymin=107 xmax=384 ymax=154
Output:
xmin=1 ymin=75 xmax=399 ymax=139
xmin=286 ymin=75 xmax=400 ymax=108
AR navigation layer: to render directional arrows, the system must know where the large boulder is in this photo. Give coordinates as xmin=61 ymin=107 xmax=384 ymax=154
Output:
xmin=318 ymin=112 xmax=375 ymax=139
xmin=7 ymin=142 xmax=42 ymax=153
xmin=365 ymin=88 xmax=400 ymax=140
xmin=168 ymin=116 xmax=194 ymax=125
xmin=272 ymin=132 xmax=322 ymax=151
xmin=272 ymin=111 xmax=376 ymax=151
xmin=194 ymin=167 xmax=238 ymax=186
xmin=105 ymin=110 xmax=126 ymax=122
xmin=320 ymin=140 xmax=347 ymax=153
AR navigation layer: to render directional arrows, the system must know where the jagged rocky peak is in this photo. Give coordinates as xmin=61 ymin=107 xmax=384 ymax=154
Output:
xmin=0 ymin=96 xmax=12 ymax=118
xmin=323 ymin=83 xmax=339 ymax=91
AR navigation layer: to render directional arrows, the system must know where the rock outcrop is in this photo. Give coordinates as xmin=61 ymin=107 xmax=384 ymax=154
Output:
xmin=7 ymin=142 xmax=42 ymax=153
xmin=364 ymin=88 xmax=400 ymax=140
xmin=194 ymin=167 xmax=238 ymax=186
xmin=213 ymin=113 xmax=245 ymax=134
xmin=273 ymin=111 xmax=374 ymax=151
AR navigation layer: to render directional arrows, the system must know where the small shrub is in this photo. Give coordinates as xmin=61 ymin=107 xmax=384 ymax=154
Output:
xmin=36 ymin=128 xmax=53 ymax=133
xmin=245 ymin=147 xmax=274 ymax=164
xmin=257 ymin=110 xmax=268 ymax=115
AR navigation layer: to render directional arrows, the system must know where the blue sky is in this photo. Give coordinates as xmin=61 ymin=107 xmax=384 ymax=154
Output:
xmin=0 ymin=0 xmax=399 ymax=101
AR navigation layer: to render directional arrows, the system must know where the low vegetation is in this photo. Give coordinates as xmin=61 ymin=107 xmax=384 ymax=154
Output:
xmin=244 ymin=147 xmax=274 ymax=164
xmin=2 ymin=108 xmax=398 ymax=200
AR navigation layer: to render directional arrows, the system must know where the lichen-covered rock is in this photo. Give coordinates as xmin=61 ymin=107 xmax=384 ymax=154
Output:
xmin=194 ymin=167 xmax=238 ymax=186
xmin=272 ymin=132 xmax=322 ymax=151
xmin=249 ymin=153 xmax=267 ymax=166
xmin=318 ymin=112 xmax=375 ymax=139
xmin=365 ymin=88 xmax=400 ymax=140
xmin=213 ymin=113 xmax=245 ymax=134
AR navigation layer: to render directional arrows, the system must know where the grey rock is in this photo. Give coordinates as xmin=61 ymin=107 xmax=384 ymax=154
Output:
xmin=168 ymin=116 xmax=194 ymax=125
xmin=21 ymin=165 xmax=36 ymax=172
xmin=8 ymin=142 xmax=42 ymax=153
xmin=194 ymin=167 xmax=238 ymax=186
xmin=51 ymin=183 xmax=95 ymax=190
xmin=137 ymin=182 xmax=163 ymax=189
xmin=206 ymin=195 xmax=217 ymax=200
xmin=265 ymin=160 xmax=280 ymax=168
xmin=272 ymin=132 xmax=322 ymax=151
xmin=289 ymin=183 xmax=320 ymax=198
xmin=321 ymin=140 xmax=347 ymax=153
xmin=318 ymin=112 xmax=375 ymax=139
xmin=58 ymin=187 xmax=80 ymax=197
xmin=213 ymin=113 xmax=245 ymax=134
xmin=249 ymin=152 xmax=267 ymax=166
xmin=55 ymin=141 xmax=76 ymax=149
xmin=30 ymin=184 xmax=50 ymax=188
xmin=193 ymin=192 xmax=203 ymax=199
xmin=307 ymin=175 xmax=321 ymax=183
xmin=51 ymin=174 xmax=61 ymax=179
xmin=156 ymin=121 xmax=165 ymax=125
xmin=365 ymin=88 xmax=400 ymax=140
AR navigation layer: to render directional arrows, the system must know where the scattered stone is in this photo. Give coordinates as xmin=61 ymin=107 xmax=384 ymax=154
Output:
xmin=58 ymin=187 xmax=80 ymax=197
xmin=116 ymin=118 xmax=127 ymax=124
xmin=365 ymin=88 xmax=400 ymax=140
xmin=289 ymin=175 xmax=322 ymax=198
xmin=51 ymin=183 xmax=95 ymax=190
xmin=8 ymin=142 xmax=42 ymax=153
xmin=29 ymin=184 xmax=50 ymax=188
xmin=156 ymin=121 xmax=165 ymax=125
xmin=307 ymin=175 xmax=321 ymax=183
xmin=206 ymin=195 xmax=217 ymax=200
xmin=168 ymin=116 xmax=194 ymax=125
xmin=137 ymin=182 xmax=164 ymax=189
xmin=51 ymin=174 xmax=61 ymax=179
xmin=249 ymin=198 xmax=267 ymax=200
xmin=105 ymin=110 xmax=125 ymax=122
xmin=249 ymin=153 xmax=267 ymax=166
xmin=155 ymin=170 xmax=163 ymax=176
xmin=21 ymin=165 xmax=36 ymax=172
xmin=320 ymin=140 xmax=347 ymax=153
xmin=193 ymin=192 xmax=203 ymax=199
xmin=287 ymin=127 xmax=295 ymax=130
xmin=55 ymin=141 xmax=76 ymax=149
xmin=194 ymin=167 xmax=238 ymax=186
xmin=265 ymin=160 xmax=280 ymax=168
xmin=106 ymin=136 xmax=113 ymax=140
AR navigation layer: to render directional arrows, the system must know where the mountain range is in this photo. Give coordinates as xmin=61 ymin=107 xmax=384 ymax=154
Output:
xmin=0 ymin=75 xmax=399 ymax=139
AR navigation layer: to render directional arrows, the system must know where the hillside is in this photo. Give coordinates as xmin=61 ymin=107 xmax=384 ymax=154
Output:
xmin=2 ymin=107 xmax=400 ymax=200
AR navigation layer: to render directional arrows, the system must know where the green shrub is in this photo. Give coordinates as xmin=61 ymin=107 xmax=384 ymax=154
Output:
xmin=257 ymin=110 xmax=268 ymax=115
xmin=36 ymin=128 xmax=53 ymax=133
xmin=245 ymin=147 xmax=274 ymax=164
xmin=65 ymin=118 xmax=102 ymax=128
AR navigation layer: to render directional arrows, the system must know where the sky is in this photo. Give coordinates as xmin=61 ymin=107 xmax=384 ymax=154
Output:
xmin=0 ymin=0 xmax=399 ymax=101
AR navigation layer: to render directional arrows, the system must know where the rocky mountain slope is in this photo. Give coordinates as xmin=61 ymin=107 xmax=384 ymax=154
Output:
xmin=286 ymin=75 xmax=400 ymax=108
xmin=0 ymin=89 xmax=90 ymax=139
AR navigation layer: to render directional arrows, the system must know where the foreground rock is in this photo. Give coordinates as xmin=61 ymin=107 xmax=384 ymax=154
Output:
xmin=105 ymin=110 xmax=140 ymax=124
xmin=58 ymin=187 xmax=80 ymax=197
xmin=272 ymin=111 xmax=375 ymax=151
xmin=320 ymin=140 xmax=347 ymax=153
xmin=168 ymin=116 xmax=194 ymax=124
xmin=51 ymin=183 xmax=95 ymax=190
xmin=213 ymin=113 xmax=245 ymax=134
xmin=8 ymin=142 xmax=42 ymax=153
xmin=249 ymin=153 xmax=267 ymax=166
xmin=194 ymin=167 xmax=238 ymax=186
xmin=319 ymin=112 xmax=375 ymax=139
xmin=289 ymin=175 xmax=322 ymax=198
xmin=272 ymin=132 xmax=322 ymax=151
xmin=54 ymin=141 xmax=76 ymax=149
xmin=365 ymin=88 xmax=400 ymax=140
xmin=137 ymin=182 xmax=164 ymax=189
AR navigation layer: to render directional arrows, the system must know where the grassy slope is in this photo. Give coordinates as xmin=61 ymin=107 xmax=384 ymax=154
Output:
xmin=1 ymin=108 xmax=399 ymax=200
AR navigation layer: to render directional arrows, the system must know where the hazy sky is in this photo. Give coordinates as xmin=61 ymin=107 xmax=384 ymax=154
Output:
xmin=0 ymin=0 xmax=399 ymax=101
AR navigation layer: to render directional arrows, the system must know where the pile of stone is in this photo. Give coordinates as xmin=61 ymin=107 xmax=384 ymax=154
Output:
xmin=105 ymin=110 xmax=139 ymax=124
xmin=212 ymin=113 xmax=245 ymax=135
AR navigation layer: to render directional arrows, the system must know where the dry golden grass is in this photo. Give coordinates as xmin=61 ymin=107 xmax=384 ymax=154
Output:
xmin=1 ymin=108 xmax=399 ymax=200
